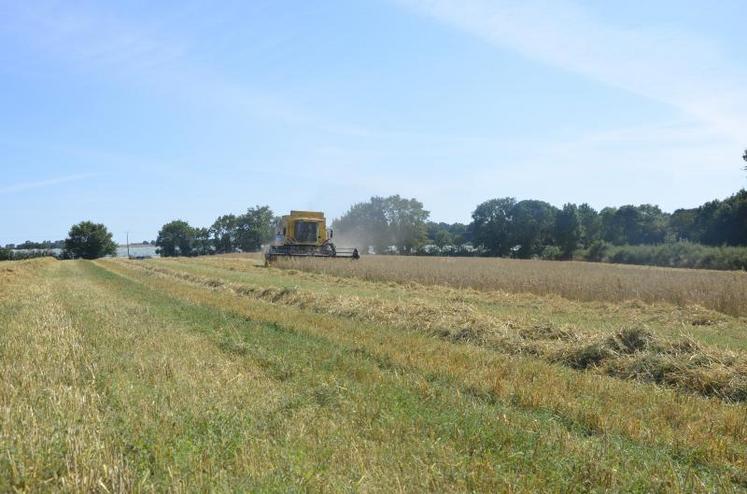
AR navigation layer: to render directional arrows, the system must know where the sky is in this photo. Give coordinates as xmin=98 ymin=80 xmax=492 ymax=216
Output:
xmin=1 ymin=0 xmax=746 ymax=245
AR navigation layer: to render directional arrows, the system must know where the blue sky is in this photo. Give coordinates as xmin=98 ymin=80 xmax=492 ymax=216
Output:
xmin=1 ymin=0 xmax=745 ymax=244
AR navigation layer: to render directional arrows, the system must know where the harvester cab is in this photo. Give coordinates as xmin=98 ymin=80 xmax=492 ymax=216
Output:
xmin=265 ymin=210 xmax=359 ymax=263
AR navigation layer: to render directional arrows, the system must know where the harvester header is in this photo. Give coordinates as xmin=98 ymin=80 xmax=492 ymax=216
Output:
xmin=265 ymin=210 xmax=359 ymax=262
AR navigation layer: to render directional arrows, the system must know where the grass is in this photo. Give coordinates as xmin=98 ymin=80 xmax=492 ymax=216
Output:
xmin=1 ymin=256 xmax=746 ymax=491
xmin=272 ymin=254 xmax=747 ymax=317
xmin=127 ymin=257 xmax=747 ymax=401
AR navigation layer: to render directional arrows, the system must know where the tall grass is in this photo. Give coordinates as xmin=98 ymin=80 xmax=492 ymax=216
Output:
xmin=273 ymin=255 xmax=747 ymax=316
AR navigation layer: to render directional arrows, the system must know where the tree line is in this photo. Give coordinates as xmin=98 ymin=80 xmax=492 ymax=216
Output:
xmin=1 ymin=206 xmax=278 ymax=262
xmin=155 ymin=206 xmax=274 ymax=257
xmin=2 ymin=184 xmax=745 ymax=270
xmin=333 ymin=190 xmax=747 ymax=269
xmin=339 ymin=153 xmax=747 ymax=258
xmin=145 ymin=187 xmax=747 ymax=264
xmin=1 ymin=221 xmax=117 ymax=261
xmin=466 ymin=190 xmax=747 ymax=259
xmin=2 ymin=240 xmax=65 ymax=250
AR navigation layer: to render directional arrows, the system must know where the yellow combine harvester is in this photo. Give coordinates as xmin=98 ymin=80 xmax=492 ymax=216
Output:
xmin=265 ymin=210 xmax=359 ymax=262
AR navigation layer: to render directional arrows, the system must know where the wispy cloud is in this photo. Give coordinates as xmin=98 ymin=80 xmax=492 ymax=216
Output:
xmin=0 ymin=2 xmax=373 ymax=138
xmin=0 ymin=173 xmax=98 ymax=195
xmin=396 ymin=0 xmax=747 ymax=143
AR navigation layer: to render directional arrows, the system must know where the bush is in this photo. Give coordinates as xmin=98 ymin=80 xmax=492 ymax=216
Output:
xmin=587 ymin=240 xmax=610 ymax=262
xmin=416 ymin=244 xmax=442 ymax=256
xmin=541 ymin=245 xmax=562 ymax=260
xmin=582 ymin=241 xmax=747 ymax=271
xmin=0 ymin=249 xmax=56 ymax=262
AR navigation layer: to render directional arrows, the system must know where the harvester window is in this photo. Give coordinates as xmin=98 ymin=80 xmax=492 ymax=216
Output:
xmin=294 ymin=221 xmax=318 ymax=243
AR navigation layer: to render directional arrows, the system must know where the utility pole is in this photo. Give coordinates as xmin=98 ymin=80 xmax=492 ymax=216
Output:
xmin=126 ymin=231 xmax=130 ymax=259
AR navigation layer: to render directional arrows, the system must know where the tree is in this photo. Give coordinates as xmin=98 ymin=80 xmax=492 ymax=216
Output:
xmin=333 ymin=199 xmax=390 ymax=253
xmin=63 ymin=221 xmax=117 ymax=259
xmin=235 ymin=206 xmax=274 ymax=252
xmin=554 ymin=203 xmax=581 ymax=258
xmin=210 ymin=214 xmax=238 ymax=253
xmin=433 ymin=229 xmax=453 ymax=247
xmin=508 ymin=200 xmax=558 ymax=258
xmin=601 ymin=205 xmax=668 ymax=245
xmin=382 ymin=195 xmax=429 ymax=253
xmin=156 ymin=220 xmax=195 ymax=257
xmin=192 ymin=227 xmax=212 ymax=256
xmin=636 ymin=204 xmax=670 ymax=244
xmin=448 ymin=223 xmax=470 ymax=244
xmin=333 ymin=196 xmax=429 ymax=254
xmin=670 ymin=208 xmax=698 ymax=241
xmin=470 ymin=198 xmax=516 ymax=256
xmin=577 ymin=203 xmax=601 ymax=247
xmin=696 ymin=190 xmax=747 ymax=246
xmin=426 ymin=222 xmax=468 ymax=247
xmin=600 ymin=207 xmax=621 ymax=244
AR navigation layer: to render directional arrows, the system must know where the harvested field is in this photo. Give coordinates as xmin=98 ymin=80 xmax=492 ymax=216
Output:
xmin=2 ymin=256 xmax=747 ymax=492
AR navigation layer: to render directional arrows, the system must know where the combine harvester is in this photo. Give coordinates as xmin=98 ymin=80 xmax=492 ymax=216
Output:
xmin=265 ymin=210 xmax=359 ymax=263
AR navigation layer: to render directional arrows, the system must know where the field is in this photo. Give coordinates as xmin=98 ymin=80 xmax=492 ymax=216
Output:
xmin=2 ymin=255 xmax=747 ymax=492
xmin=274 ymin=255 xmax=747 ymax=317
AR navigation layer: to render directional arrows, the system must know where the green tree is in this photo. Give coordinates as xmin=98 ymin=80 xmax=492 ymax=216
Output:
xmin=192 ymin=227 xmax=212 ymax=256
xmin=210 ymin=214 xmax=238 ymax=253
xmin=636 ymin=204 xmax=669 ymax=244
xmin=156 ymin=220 xmax=195 ymax=257
xmin=433 ymin=229 xmax=453 ymax=247
xmin=334 ymin=199 xmax=390 ymax=253
xmin=235 ymin=206 xmax=274 ymax=252
xmin=577 ymin=203 xmax=601 ymax=247
xmin=63 ymin=221 xmax=117 ymax=259
xmin=600 ymin=207 xmax=621 ymax=244
xmin=670 ymin=208 xmax=698 ymax=241
xmin=333 ymin=196 xmax=429 ymax=254
xmin=470 ymin=197 xmax=516 ymax=256
xmin=554 ymin=203 xmax=581 ymax=258
xmin=601 ymin=205 xmax=668 ymax=245
xmin=508 ymin=200 xmax=558 ymax=258
xmin=448 ymin=223 xmax=470 ymax=245
xmin=426 ymin=222 xmax=469 ymax=247
xmin=383 ymin=195 xmax=429 ymax=253
xmin=697 ymin=190 xmax=747 ymax=246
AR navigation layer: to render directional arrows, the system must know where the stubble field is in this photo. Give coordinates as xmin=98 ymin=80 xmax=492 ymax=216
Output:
xmin=1 ymin=255 xmax=746 ymax=492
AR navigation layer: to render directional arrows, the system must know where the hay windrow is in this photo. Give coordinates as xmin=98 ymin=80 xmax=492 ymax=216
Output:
xmin=131 ymin=261 xmax=747 ymax=402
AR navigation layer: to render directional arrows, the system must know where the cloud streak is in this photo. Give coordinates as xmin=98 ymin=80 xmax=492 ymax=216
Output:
xmin=0 ymin=173 xmax=98 ymax=195
xmin=397 ymin=0 xmax=747 ymax=142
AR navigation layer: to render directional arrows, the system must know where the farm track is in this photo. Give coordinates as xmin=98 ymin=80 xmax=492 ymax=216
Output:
xmin=1 ymin=257 xmax=746 ymax=491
